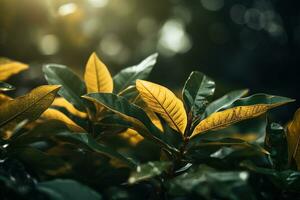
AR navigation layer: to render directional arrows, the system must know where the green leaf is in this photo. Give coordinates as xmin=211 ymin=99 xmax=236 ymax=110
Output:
xmin=187 ymin=138 xmax=269 ymax=165
xmin=43 ymin=64 xmax=87 ymax=111
xmin=128 ymin=161 xmax=171 ymax=184
xmin=83 ymin=93 xmax=179 ymax=154
xmin=183 ymin=71 xmax=215 ymax=117
xmin=241 ymin=161 xmax=300 ymax=192
xmin=264 ymin=122 xmax=288 ymax=170
xmin=55 ymin=131 xmax=137 ymax=169
xmin=166 ymin=165 xmax=255 ymax=200
xmin=84 ymin=93 xmax=157 ymax=138
xmin=10 ymin=147 xmax=71 ymax=176
xmin=0 ymin=81 xmax=15 ymax=91
xmin=118 ymin=85 xmax=139 ymax=102
xmin=231 ymin=93 xmax=294 ymax=107
xmin=204 ymin=89 xmax=249 ymax=118
xmin=113 ymin=53 xmax=158 ymax=93
xmin=37 ymin=179 xmax=102 ymax=200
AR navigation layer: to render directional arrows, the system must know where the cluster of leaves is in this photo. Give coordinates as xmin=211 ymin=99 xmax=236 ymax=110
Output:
xmin=0 ymin=54 xmax=300 ymax=200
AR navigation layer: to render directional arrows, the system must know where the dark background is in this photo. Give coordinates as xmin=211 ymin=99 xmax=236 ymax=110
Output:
xmin=1 ymin=0 xmax=299 ymax=122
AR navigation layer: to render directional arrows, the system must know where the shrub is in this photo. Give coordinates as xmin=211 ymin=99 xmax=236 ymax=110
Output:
xmin=0 ymin=54 xmax=299 ymax=199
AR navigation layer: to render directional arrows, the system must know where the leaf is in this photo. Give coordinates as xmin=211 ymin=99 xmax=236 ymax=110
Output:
xmin=287 ymin=108 xmax=300 ymax=170
xmin=83 ymin=93 xmax=177 ymax=153
xmin=37 ymin=179 xmax=102 ymax=200
xmin=182 ymin=71 xmax=215 ymax=117
xmin=118 ymin=85 xmax=139 ymax=101
xmin=265 ymin=122 xmax=288 ymax=170
xmin=120 ymin=128 xmax=144 ymax=145
xmin=56 ymin=131 xmax=136 ymax=168
xmin=0 ymin=81 xmax=15 ymax=91
xmin=113 ymin=53 xmax=158 ymax=93
xmin=84 ymin=52 xmax=113 ymax=93
xmin=12 ymin=147 xmax=72 ymax=176
xmin=187 ymin=138 xmax=269 ymax=164
xmin=145 ymin=108 xmax=163 ymax=131
xmin=136 ymin=80 xmax=187 ymax=134
xmin=83 ymin=93 xmax=161 ymax=137
xmin=0 ymin=58 xmax=28 ymax=81
xmin=204 ymin=89 xmax=249 ymax=118
xmin=0 ymin=93 xmax=12 ymax=105
xmin=41 ymin=108 xmax=85 ymax=132
xmin=43 ymin=64 xmax=87 ymax=111
xmin=166 ymin=165 xmax=254 ymax=199
xmin=0 ymin=85 xmax=60 ymax=136
xmin=191 ymin=94 xmax=294 ymax=137
xmin=128 ymin=161 xmax=171 ymax=184
xmin=52 ymin=97 xmax=87 ymax=118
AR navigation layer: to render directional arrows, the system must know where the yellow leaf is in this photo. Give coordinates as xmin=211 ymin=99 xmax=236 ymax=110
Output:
xmin=0 ymin=94 xmax=12 ymax=105
xmin=136 ymin=80 xmax=187 ymax=134
xmin=120 ymin=128 xmax=144 ymax=145
xmin=0 ymin=85 xmax=60 ymax=135
xmin=52 ymin=97 xmax=87 ymax=118
xmin=41 ymin=108 xmax=85 ymax=132
xmin=84 ymin=52 xmax=113 ymax=93
xmin=192 ymin=104 xmax=285 ymax=137
xmin=145 ymin=108 xmax=163 ymax=131
xmin=0 ymin=58 xmax=28 ymax=81
xmin=287 ymin=108 xmax=300 ymax=170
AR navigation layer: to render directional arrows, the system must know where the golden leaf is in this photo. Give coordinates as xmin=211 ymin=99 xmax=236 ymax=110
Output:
xmin=41 ymin=108 xmax=85 ymax=132
xmin=84 ymin=52 xmax=113 ymax=93
xmin=145 ymin=108 xmax=163 ymax=131
xmin=52 ymin=97 xmax=87 ymax=118
xmin=0 ymin=94 xmax=12 ymax=105
xmin=192 ymin=104 xmax=286 ymax=137
xmin=287 ymin=108 xmax=300 ymax=170
xmin=0 ymin=58 xmax=28 ymax=81
xmin=120 ymin=128 xmax=144 ymax=145
xmin=0 ymin=85 xmax=60 ymax=135
xmin=136 ymin=80 xmax=187 ymax=134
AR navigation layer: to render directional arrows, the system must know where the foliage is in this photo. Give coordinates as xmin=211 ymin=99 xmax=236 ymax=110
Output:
xmin=0 ymin=54 xmax=299 ymax=199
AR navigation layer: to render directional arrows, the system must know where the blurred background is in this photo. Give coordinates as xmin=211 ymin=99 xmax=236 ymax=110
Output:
xmin=0 ymin=0 xmax=299 ymax=122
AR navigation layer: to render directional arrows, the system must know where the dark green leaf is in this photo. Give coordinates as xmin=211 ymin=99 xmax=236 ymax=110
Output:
xmin=204 ymin=89 xmax=249 ymax=118
xmin=0 ymin=81 xmax=15 ymax=91
xmin=187 ymin=138 xmax=269 ymax=166
xmin=182 ymin=71 xmax=215 ymax=117
xmin=10 ymin=147 xmax=71 ymax=176
xmin=128 ymin=161 xmax=171 ymax=184
xmin=231 ymin=94 xmax=295 ymax=107
xmin=166 ymin=165 xmax=256 ymax=200
xmin=241 ymin=161 xmax=300 ymax=192
xmin=265 ymin=122 xmax=288 ymax=170
xmin=56 ymin=131 xmax=137 ymax=168
xmin=83 ymin=93 xmax=178 ymax=154
xmin=43 ymin=64 xmax=87 ymax=111
xmin=113 ymin=53 xmax=158 ymax=93
xmin=37 ymin=179 xmax=102 ymax=200
xmin=118 ymin=85 xmax=139 ymax=102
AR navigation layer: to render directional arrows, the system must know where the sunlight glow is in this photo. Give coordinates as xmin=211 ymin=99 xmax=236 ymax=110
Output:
xmin=158 ymin=19 xmax=191 ymax=56
xmin=88 ymin=0 xmax=109 ymax=8
xmin=58 ymin=3 xmax=77 ymax=16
